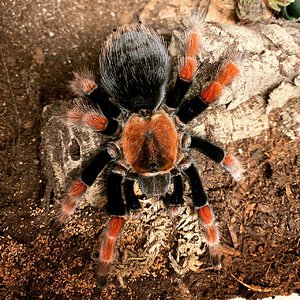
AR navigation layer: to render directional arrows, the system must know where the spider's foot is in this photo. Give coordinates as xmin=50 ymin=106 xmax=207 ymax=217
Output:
xmin=209 ymin=244 xmax=222 ymax=270
xmin=197 ymin=204 xmax=223 ymax=269
xmin=96 ymin=274 xmax=109 ymax=288
xmin=168 ymin=205 xmax=183 ymax=217
xmin=222 ymin=153 xmax=245 ymax=182
xmin=129 ymin=209 xmax=142 ymax=219
xmin=49 ymin=217 xmax=65 ymax=236
xmin=96 ymin=261 xmax=112 ymax=287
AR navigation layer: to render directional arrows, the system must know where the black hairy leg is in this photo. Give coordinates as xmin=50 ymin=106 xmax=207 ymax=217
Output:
xmin=176 ymin=60 xmax=240 ymax=123
xmin=96 ymin=215 xmax=125 ymax=285
xmin=51 ymin=146 xmax=117 ymax=234
xmin=167 ymin=174 xmax=184 ymax=217
xmin=184 ymin=164 xmax=221 ymax=268
xmin=69 ymin=68 xmax=121 ymax=118
xmin=124 ymin=179 xmax=142 ymax=216
xmin=81 ymin=148 xmax=116 ymax=186
xmin=96 ymin=172 xmax=126 ymax=283
xmin=190 ymin=135 xmax=245 ymax=181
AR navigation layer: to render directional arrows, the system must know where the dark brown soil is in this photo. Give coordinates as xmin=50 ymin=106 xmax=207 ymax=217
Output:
xmin=1 ymin=1 xmax=299 ymax=299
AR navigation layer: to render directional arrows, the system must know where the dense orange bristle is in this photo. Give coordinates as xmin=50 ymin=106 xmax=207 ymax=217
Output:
xmin=107 ymin=217 xmax=124 ymax=238
xmin=83 ymin=114 xmax=108 ymax=131
xmin=61 ymin=198 xmax=76 ymax=213
xmin=206 ymin=226 xmax=219 ymax=244
xmin=216 ymin=62 xmax=240 ymax=86
xmin=223 ymin=153 xmax=235 ymax=166
xmin=100 ymin=238 xmax=116 ymax=262
xmin=198 ymin=205 xmax=213 ymax=225
xmin=98 ymin=217 xmax=124 ymax=270
xmin=186 ymin=31 xmax=201 ymax=57
xmin=201 ymin=81 xmax=222 ymax=103
xmin=68 ymin=180 xmax=87 ymax=197
xmin=80 ymin=78 xmax=97 ymax=94
xmin=180 ymin=57 xmax=197 ymax=81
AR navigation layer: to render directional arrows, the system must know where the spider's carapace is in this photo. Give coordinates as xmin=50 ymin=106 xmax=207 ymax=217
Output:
xmin=122 ymin=111 xmax=178 ymax=175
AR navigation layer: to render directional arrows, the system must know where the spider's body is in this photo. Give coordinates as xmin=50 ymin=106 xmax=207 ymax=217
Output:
xmin=53 ymin=15 xmax=244 ymax=283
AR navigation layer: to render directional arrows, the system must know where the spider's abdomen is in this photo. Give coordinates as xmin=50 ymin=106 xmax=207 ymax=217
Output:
xmin=122 ymin=111 xmax=178 ymax=175
xmin=99 ymin=24 xmax=170 ymax=112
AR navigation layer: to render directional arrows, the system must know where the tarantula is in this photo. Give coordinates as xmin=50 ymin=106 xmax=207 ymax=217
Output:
xmin=52 ymin=14 xmax=244 ymax=282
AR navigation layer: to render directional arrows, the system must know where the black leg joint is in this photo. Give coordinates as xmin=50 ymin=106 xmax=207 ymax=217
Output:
xmin=106 ymin=172 xmax=126 ymax=215
xmin=190 ymin=136 xmax=225 ymax=163
xmin=183 ymin=164 xmax=208 ymax=207
xmin=124 ymin=179 xmax=141 ymax=212
xmin=81 ymin=149 xmax=113 ymax=186
xmin=101 ymin=118 xmax=119 ymax=136
xmin=169 ymin=175 xmax=184 ymax=206
xmin=176 ymin=96 xmax=208 ymax=123
xmin=166 ymin=77 xmax=192 ymax=108
xmin=88 ymin=87 xmax=121 ymax=118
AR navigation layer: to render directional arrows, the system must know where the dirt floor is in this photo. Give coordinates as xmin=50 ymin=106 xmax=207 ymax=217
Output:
xmin=0 ymin=1 xmax=299 ymax=299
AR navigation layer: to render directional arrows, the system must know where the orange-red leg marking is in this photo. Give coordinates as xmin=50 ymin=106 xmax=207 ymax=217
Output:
xmin=179 ymin=30 xmax=201 ymax=82
xmin=65 ymin=108 xmax=108 ymax=131
xmin=215 ymin=61 xmax=240 ymax=87
xmin=69 ymin=69 xmax=97 ymax=96
xmin=57 ymin=180 xmax=87 ymax=224
xmin=97 ymin=216 xmax=125 ymax=277
xmin=197 ymin=204 xmax=221 ymax=269
xmin=201 ymin=61 xmax=240 ymax=105
xmin=82 ymin=113 xmax=108 ymax=131
xmin=200 ymin=81 xmax=222 ymax=104
xmin=186 ymin=31 xmax=201 ymax=58
xmin=180 ymin=57 xmax=197 ymax=81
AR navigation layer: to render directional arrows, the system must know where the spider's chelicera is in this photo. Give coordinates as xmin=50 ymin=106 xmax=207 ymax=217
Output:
xmin=52 ymin=14 xmax=244 ymax=283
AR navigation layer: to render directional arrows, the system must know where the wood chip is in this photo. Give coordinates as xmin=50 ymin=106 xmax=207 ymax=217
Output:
xmin=231 ymin=273 xmax=274 ymax=292
xmin=221 ymin=244 xmax=241 ymax=257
